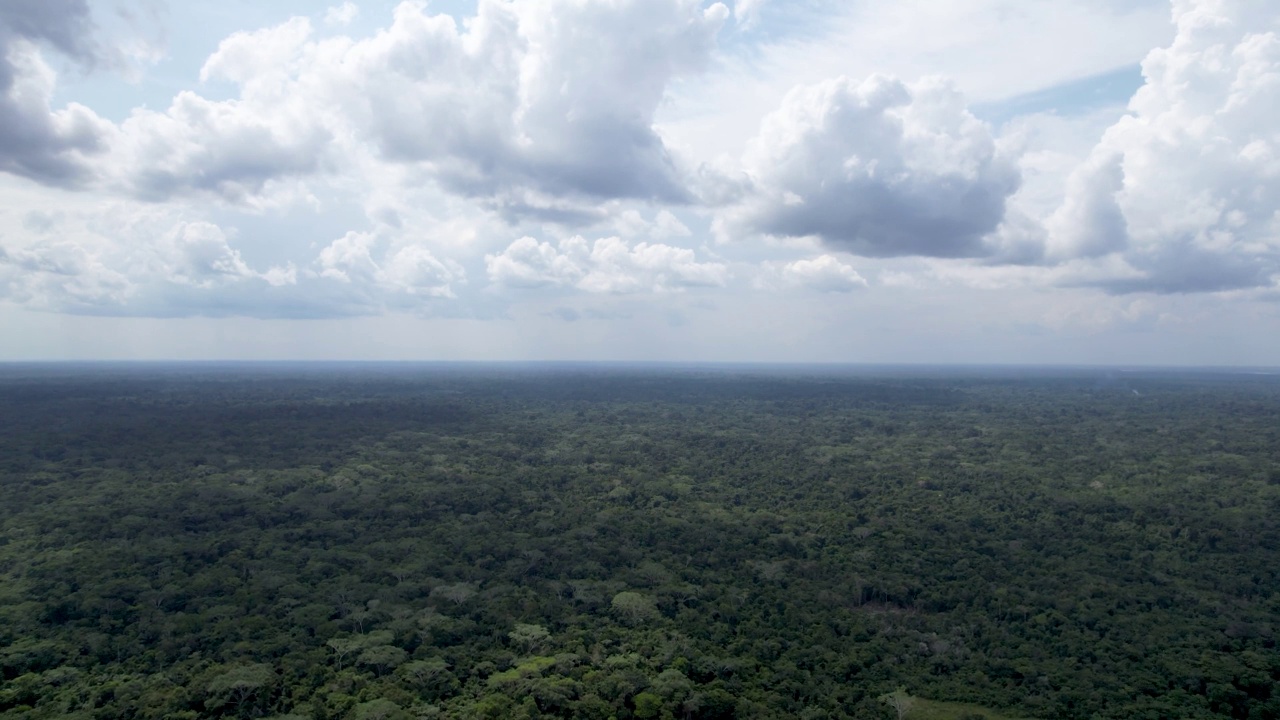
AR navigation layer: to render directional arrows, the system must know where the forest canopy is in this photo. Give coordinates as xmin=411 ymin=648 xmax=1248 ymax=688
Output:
xmin=0 ymin=364 xmax=1278 ymax=719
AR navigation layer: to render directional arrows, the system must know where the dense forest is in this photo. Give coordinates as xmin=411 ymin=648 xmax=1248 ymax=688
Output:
xmin=1 ymin=364 xmax=1278 ymax=720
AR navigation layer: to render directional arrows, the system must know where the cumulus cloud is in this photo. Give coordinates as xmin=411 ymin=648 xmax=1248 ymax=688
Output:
xmin=98 ymin=18 xmax=332 ymax=206
xmin=325 ymin=2 xmax=360 ymax=26
xmin=0 ymin=206 xmax=466 ymax=318
xmin=1048 ymin=0 xmax=1280 ymax=294
xmin=88 ymin=0 xmax=728 ymax=214
xmin=0 ymin=0 xmax=113 ymax=185
xmin=316 ymin=230 xmax=463 ymax=300
xmin=0 ymin=238 xmax=132 ymax=311
xmin=762 ymin=254 xmax=868 ymax=292
xmin=724 ymin=74 xmax=1020 ymax=258
xmin=156 ymin=222 xmax=258 ymax=288
xmin=486 ymin=235 xmax=728 ymax=293
xmin=0 ymin=213 xmax=308 ymax=315
xmin=348 ymin=0 xmax=728 ymax=213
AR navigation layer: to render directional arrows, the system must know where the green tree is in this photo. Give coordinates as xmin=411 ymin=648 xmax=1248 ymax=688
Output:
xmin=879 ymin=687 xmax=915 ymax=720
xmin=357 ymin=645 xmax=409 ymax=675
xmin=610 ymin=591 xmax=659 ymax=624
xmin=509 ymin=623 xmax=551 ymax=653
xmin=353 ymin=698 xmax=408 ymax=720
xmin=205 ymin=663 xmax=275 ymax=716
xmin=633 ymin=691 xmax=664 ymax=719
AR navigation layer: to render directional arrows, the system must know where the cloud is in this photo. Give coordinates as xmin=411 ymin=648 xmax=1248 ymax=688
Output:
xmin=723 ymin=74 xmax=1020 ymax=258
xmin=614 ymin=209 xmax=693 ymax=239
xmin=733 ymin=0 xmax=767 ymax=28
xmin=1047 ymin=0 xmax=1280 ymax=294
xmin=158 ymin=222 xmax=258 ymax=288
xmin=316 ymin=230 xmax=463 ymax=300
xmin=96 ymin=17 xmax=332 ymax=206
xmin=325 ymin=2 xmax=360 ymax=27
xmin=0 ymin=213 xmax=306 ymax=315
xmin=0 ymin=238 xmax=132 ymax=311
xmin=0 ymin=205 xmax=467 ymax=318
xmin=86 ymin=0 xmax=729 ymax=215
xmin=486 ymin=235 xmax=728 ymax=293
xmin=347 ymin=0 xmax=729 ymax=214
xmin=769 ymin=254 xmax=867 ymax=292
xmin=0 ymin=0 xmax=113 ymax=185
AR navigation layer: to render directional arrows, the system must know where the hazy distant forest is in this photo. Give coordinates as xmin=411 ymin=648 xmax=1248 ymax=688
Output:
xmin=1 ymin=365 xmax=1277 ymax=720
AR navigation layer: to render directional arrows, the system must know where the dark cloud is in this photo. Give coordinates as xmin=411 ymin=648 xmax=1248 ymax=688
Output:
xmin=0 ymin=0 xmax=110 ymax=186
xmin=484 ymin=197 xmax=609 ymax=227
xmin=1086 ymin=247 xmax=1276 ymax=295
xmin=0 ymin=0 xmax=100 ymax=62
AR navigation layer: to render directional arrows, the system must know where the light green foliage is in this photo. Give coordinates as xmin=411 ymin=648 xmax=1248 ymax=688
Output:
xmin=204 ymin=663 xmax=275 ymax=712
xmin=398 ymin=658 xmax=449 ymax=686
xmin=633 ymin=690 xmax=664 ymax=719
xmin=881 ymin=687 xmax=917 ymax=720
xmin=356 ymin=645 xmax=408 ymax=674
xmin=352 ymin=698 xmax=407 ymax=720
xmin=609 ymin=591 xmax=659 ymax=623
xmin=488 ymin=655 xmax=558 ymax=686
xmin=509 ymin=622 xmax=551 ymax=652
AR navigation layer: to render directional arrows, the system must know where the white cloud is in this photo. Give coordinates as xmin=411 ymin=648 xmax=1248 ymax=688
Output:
xmin=993 ymin=106 xmax=1128 ymax=253
xmin=158 ymin=222 xmax=257 ymax=288
xmin=723 ymin=74 xmax=1020 ymax=258
xmin=351 ymin=0 xmax=729 ymax=214
xmin=1045 ymin=147 xmax=1128 ymax=260
xmin=657 ymin=0 xmax=1171 ymax=168
xmin=3 ymin=0 xmax=1280 ymax=363
xmin=734 ymin=0 xmax=767 ymax=28
xmin=0 ymin=211 xmax=242 ymax=313
xmin=0 ymin=200 xmax=465 ymax=318
xmin=316 ymin=230 xmax=463 ymax=299
xmin=486 ymin=235 xmax=728 ymax=293
xmin=325 ymin=2 xmax=361 ymax=27
xmin=1048 ymin=0 xmax=1280 ymax=294
xmin=80 ymin=0 xmax=730 ymax=217
xmin=613 ymin=208 xmax=693 ymax=239
xmin=653 ymin=210 xmax=694 ymax=239
xmin=757 ymin=254 xmax=867 ymax=292
xmin=99 ymin=18 xmax=332 ymax=207
xmin=0 ymin=238 xmax=132 ymax=311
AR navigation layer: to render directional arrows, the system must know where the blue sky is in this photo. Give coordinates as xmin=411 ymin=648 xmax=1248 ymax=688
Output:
xmin=1 ymin=0 xmax=1278 ymax=364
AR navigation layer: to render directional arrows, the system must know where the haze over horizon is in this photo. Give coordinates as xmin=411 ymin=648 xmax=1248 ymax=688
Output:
xmin=1 ymin=0 xmax=1279 ymax=365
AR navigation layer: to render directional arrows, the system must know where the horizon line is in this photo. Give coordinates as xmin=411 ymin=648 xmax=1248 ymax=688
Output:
xmin=0 ymin=359 xmax=1277 ymax=372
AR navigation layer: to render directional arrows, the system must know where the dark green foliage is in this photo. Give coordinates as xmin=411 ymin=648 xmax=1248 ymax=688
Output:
xmin=1 ymin=365 xmax=1279 ymax=719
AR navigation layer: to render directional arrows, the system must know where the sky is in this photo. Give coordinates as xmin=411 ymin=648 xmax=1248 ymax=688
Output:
xmin=0 ymin=0 xmax=1278 ymax=364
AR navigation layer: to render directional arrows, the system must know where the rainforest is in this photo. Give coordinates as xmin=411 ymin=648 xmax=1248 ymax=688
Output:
xmin=0 ymin=364 xmax=1277 ymax=720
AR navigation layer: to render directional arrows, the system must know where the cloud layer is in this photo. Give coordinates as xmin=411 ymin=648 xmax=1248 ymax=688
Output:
xmin=487 ymin=236 xmax=728 ymax=293
xmin=0 ymin=0 xmax=1278 ymax=336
